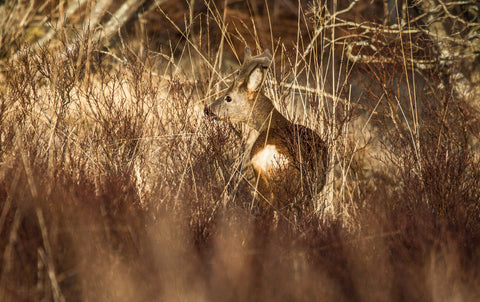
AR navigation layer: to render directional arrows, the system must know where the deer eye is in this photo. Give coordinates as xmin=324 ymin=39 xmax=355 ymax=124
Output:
xmin=225 ymin=95 xmax=232 ymax=102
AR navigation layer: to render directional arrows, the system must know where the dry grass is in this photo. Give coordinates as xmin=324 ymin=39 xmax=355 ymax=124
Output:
xmin=0 ymin=1 xmax=479 ymax=301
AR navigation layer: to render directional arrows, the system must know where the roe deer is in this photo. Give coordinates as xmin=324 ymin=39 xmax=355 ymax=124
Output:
xmin=205 ymin=47 xmax=328 ymax=213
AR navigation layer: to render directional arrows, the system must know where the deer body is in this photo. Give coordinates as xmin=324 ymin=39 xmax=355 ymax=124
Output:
xmin=205 ymin=47 xmax=327 ymax=211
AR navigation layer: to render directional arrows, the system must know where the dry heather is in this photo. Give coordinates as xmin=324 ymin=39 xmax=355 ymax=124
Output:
xmin=1 ymin=1 xmax=480 ymax=301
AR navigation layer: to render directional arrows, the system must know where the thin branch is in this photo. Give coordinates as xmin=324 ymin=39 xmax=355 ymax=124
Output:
xmin=94 ymin=0 xmax=148 ymax=43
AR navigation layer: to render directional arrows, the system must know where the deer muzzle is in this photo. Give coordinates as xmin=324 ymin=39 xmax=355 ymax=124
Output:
xmin=204 ymin=105 xmax=217 ymax=118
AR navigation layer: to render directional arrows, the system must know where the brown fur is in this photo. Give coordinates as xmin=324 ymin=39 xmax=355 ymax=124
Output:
xmin=205 ymin=47 xmax=328 ymax=212
xmin=250 ymin=123 xmax=327 ymax=211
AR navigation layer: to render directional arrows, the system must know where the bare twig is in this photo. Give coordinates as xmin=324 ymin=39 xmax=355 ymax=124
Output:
xmin=36 ymin=209 xmax=65 ymax=302
xmin=1 ymin=209 xmax=22 ymax=277
xmin=94 ymin=0 xmax=148 ymax=43
xmin=26 ymin=0 xmax=89 ymax=56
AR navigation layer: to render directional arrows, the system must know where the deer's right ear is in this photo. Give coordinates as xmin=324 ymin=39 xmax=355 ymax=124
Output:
xmin=247 ymin=66 xmax=267 ymax=92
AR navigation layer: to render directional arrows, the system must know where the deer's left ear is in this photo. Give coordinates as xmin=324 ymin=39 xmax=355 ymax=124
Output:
xmin=247 ymin=65 xmax=267 ymax=92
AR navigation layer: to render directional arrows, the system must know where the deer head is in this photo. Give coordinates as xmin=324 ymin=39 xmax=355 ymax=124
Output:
xmin=205 ymin=47 xmax=274 ymax=130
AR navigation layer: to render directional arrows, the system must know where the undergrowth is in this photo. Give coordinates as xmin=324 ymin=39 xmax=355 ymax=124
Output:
xmin=0 ymin=1 xmax=479 ymax=301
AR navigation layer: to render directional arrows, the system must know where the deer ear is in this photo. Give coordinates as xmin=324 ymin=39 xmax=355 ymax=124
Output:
xmin=247 ymin=66 xmax=267 ymax=92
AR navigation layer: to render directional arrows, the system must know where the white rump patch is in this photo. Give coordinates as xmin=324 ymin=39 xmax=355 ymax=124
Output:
xmin=251 ymin=145 xmax=289 ymax=173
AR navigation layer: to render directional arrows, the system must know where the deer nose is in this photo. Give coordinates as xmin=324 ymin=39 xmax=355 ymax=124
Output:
xmin=204 ymin=106 xmax=215 ymax=117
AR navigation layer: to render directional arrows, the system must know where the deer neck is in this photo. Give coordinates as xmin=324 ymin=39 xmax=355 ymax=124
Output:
xmin=247 ymin=93 xmax=289 ymax=132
